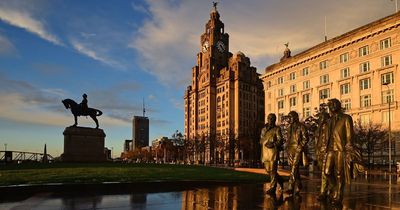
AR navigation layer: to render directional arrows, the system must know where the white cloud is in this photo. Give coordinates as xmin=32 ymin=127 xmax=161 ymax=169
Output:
xmin=0 ymin=34 xmax=16 ymax=56
xmin=131 ymin=0 xmax=394 ymax=86
xmin=70 ymin=39 xmax=124 ymax=68
xmin=0 ymin=5 xmax=62 ymax=45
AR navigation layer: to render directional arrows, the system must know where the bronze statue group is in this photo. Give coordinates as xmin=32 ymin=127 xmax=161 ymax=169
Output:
xmin=260 ymin=98 xmax=364 ymax=206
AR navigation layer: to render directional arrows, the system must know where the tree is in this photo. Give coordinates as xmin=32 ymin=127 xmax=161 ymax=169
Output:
xmin=353 ymin=121 xmax=387 ymax=169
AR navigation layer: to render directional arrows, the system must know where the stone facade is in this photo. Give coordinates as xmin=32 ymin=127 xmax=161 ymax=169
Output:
xmin=261 ymin=12 xmax=400 ymax=163
xmin=184 ymin=7 xmax=264 ymax=165
xmin=62 ymin=126 xmax=106 ymax=162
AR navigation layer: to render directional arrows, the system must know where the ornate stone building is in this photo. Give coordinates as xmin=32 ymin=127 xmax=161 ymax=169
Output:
xmin=184 ymin=6 xmax=264 ymax=165
xmin=261 ymin=12 xmax=400 ymax=164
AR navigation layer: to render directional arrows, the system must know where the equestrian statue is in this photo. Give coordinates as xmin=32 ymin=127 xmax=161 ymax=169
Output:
xmin=62 ymin=94 xmax=103 ymax=129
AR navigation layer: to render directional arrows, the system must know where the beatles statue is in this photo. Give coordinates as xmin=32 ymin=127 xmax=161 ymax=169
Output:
xmin=261 ymin=98 xmax=363 ymax=206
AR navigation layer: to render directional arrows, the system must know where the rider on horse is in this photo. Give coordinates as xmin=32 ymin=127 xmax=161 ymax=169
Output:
xmin=80 ymin=93 xmax=88 ymax=115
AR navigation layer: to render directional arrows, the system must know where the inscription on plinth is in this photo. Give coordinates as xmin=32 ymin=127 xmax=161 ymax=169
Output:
xmin=62 ymin=126 xmax=106 ymax=162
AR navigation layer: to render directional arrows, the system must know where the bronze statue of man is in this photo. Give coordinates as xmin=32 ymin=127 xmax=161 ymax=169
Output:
xmin=285 ymin=111 xmax=308 ymax=196
xmin=320 ymin=98 xmax=363 ymax=205
xmin=260 ymin=113 xmax=284 ymax=194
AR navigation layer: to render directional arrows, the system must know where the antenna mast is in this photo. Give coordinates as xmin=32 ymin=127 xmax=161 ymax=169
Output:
xmin=143 ymin=98 xmax=146 ymax=117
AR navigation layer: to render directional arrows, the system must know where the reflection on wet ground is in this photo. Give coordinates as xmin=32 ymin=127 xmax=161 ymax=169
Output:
xmin=1 ymin=175 xmax=400 ymax=210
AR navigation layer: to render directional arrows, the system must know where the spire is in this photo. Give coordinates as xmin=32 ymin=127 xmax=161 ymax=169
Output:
xmin=210 ymin=1 xmax=220 ymax=19
xmin=143 ymin=98 xmax=146 ymax=117
xmin=42 ymin=144 xmax=48 ymax=163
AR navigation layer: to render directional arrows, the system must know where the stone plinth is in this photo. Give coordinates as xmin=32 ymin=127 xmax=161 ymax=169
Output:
xmin=62 ymin=126 xmax=106 ymax=162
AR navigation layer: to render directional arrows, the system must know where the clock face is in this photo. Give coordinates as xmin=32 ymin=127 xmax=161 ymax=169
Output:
xmin=202 ymin=41 xmax=209 ymax=53
xmin=217 ymin=41 xmax=225 ymax=53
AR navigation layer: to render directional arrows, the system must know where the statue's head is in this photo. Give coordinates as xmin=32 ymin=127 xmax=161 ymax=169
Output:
xmin=328 ymin=98 xmax=342 ymax=114
xmin=288 ymin=111 xmax=299 ymax=124
xmin=83 ymin=93 xmax=87 ymax=98
xmin=267 ymin=113 xmax=276 ymax=125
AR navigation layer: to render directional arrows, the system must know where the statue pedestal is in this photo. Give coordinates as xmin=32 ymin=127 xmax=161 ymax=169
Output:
xmin=62 ymin=126 xmax=106 ymax=162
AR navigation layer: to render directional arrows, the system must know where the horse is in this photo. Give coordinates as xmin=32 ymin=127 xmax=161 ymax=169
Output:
xmin=62 ymin=98 xmax=103 ymax=129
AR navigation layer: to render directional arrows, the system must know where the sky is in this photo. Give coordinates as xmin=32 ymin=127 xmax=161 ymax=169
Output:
xmin=0 ymin=0 xmax=395 ymax=157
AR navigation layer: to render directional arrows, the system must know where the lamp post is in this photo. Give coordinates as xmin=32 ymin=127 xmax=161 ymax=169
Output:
xmin=4 ymin=143 xmax=7 ymax=151
xmin=383 ymin=82 xmax=392 ymax=173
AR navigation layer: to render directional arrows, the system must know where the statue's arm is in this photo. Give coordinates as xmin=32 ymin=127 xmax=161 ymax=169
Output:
xmin=345 ymin=116 xmax=354 ymax=150
xmin=276 ymin=127 xmax=283 ymax=149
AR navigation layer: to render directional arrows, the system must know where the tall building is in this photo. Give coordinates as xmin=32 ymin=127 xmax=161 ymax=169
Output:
xmin=132 ymin=116 xmax=149 ymax=149
xmin=124 ymin=140 xmax=132 ymax=152
xmin=261 ymin=12 xmax=400 ymax=161
xmin=184 ymin=5 xmax=264 ymax=165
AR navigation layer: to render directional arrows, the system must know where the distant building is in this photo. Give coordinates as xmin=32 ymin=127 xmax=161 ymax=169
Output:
xmin=124 ymin=140 xmax=133 ymax=152
xmin=184 ymin=6 xmax=264 ymax=165
xmin=104 ymin=147 xmax=111 ymax=160
xmin=132 ymin=116 xmax=149 ymax=149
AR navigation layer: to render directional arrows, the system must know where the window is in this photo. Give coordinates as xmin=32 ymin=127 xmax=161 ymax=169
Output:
xmin=303 ymin=80 xmax=310 ymax=90
xmin=340 ymin=83 xmax=350 ymax=95
xmin=380 ymin=38 xmax=391 ymax=50
xmin=319 ymin=89 xmax=330 ymax=99
xmin=303 ymin=107 xmax=311 ymax=118
xmin=340 ymin=53 xmax=349 ymax=63
xmin=359 ymin=62 xmax=370 ymax=73
xmin=303 ymin=93 xmax=310 ymax=103
xmin=302 ymin=67 xmax=309 ymax=76
xmin=320 ymin=74 xmax=329 ymax=85
xmin=382 ymin=111 xmax=394 ymax=124
xmin=267 ymin=81 xmax=272 ymax=88
xmin=360 ymin=114 xmax=371 ymax=125
xmin=289 ymin=97 xmax=297 ymax=107
xmin=359 ymin=45 xmax=369 ymax=57
xmin=381 ymin=72 xmax=394 ymax=85
xmin=278 ymin=88 xmax=284 ymax=97
xmin=278 ymin=77 xmax=284 ymax=84
xmin=341 ymin=99 xmax=351 ymax=111
xmin=382 ymin=89 xmax=394 ymax=104
xmin=278 ymin=100 xmax=284 ymax=109
xmin=320 ymin=60 xmax=328 ymax=70
xmin=290 ymin=84 xmax=297 ymax=93
xmin=359 ymin=78 xmax=371 ymax=90
xmin=381 ymin=55 xmax=392 ymax=67
xmin=340 ymin=68 xmax=350 ymax=79
xmin=289 ymin=72 xmax=296 ymax=80
xmin=360 ymin=94 xmax=371 ymax=108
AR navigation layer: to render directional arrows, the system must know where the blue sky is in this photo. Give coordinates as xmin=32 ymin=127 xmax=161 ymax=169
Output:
xmin=0 ymin=0 xmax=395 ymax=157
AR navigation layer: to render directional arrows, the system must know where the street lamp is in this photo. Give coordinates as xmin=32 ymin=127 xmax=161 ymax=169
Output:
xmin=4 ymin=143 xmax=7 ymax=151
xmin=383 ymin=82 xmax=392 ymax=173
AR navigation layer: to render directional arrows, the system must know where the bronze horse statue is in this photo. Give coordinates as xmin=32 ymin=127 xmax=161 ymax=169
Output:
xmin=62 ymin=99 xmax=103 ymax=128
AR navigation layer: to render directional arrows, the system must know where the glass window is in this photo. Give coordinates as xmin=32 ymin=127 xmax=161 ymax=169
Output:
xmin=360 ymin=94 xmax=371 ymax=108
xmin=302 ymin=67 xmax=309 ymax=76
xmin=341 ymin=99 xmax=351 ymax=111
xmin=289 ymin=97 xmax=297 ymax=107
xmin=320 ymin=74 xmax=329 ymax=85
xmin=278 ymin=88 xmax=284 ymax=96
xmin=278 ymin=77 xmax=284 ymax=84
xmin=289 ymin=72 xmax=296 ymax=80
xmin=359 ymin=62 xmax=370 ymax=73
xmin=380 ymin=38 xmax=391 ymax=50
xmin=382 ymin=111 xmax=394 ymax=124
xmin=303 ymin=93 xmax=310 ymax=103
xmin=320 ymin=60 xmax=328 ymax=70
xmin=319 ymin=89 xmax=330 ymax=99
xmin=340 ymin=68 xmax=350 ymax=79
xmin=359 ymin=45 xmax=369 ymax=57
xmin=382 ymin=89 xmax=394 ymax=104
xmin=381 ymin=55 xmax=392 ymax=67
xmin=359 ymin=78 xmax=371 ymax=90
xmin=381 ymin=72 xmax=394 ymax=85
xmin=290 ymin=84 xmax=296 ymax=93
xmin=278 ymin=100 xmax=284 ymax=109
xmin=340 ymin=83 xmax=350 ymax=95
xmin=340 ymin=53 xmax=349 ymax=63
xmin=303 ymin=80 xmax=310 ymax=90
xmin=360 ymin=114 xmax=371 ymax=125
xmin=303 ymin=107 xmax=311 ymax=118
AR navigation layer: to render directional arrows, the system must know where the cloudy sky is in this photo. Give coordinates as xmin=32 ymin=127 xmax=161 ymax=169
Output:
xmin=0 ymin=0 xmax=395 ymax=157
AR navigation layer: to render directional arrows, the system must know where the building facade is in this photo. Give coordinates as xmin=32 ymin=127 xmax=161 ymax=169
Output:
xmin=132 ymin=116 xmax=149 ymax=149
xmin=184 ymin=6 xmax=264 ymax=165
xmin=261 ymin=12 xmax=400 ymax=163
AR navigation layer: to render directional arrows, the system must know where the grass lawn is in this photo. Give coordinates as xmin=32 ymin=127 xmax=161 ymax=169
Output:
xmin=0 ymin=163 xmax=269 ymax=186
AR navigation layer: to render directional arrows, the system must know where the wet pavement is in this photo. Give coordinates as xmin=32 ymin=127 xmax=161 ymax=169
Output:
xmin=1 ymin=175 xmax=400 ymax=210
